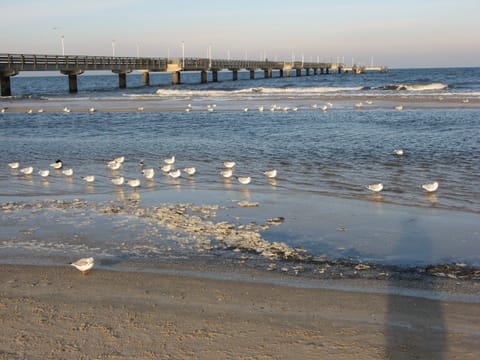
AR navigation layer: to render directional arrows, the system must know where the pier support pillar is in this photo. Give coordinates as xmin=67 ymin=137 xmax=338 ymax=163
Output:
xmin=200 ymin=70 xmax=208 ymax=84
xmin=112 ymin=70 xmax=132 ymax=89
xmin=249 ymin=69 xmax=255 ymax=80
xmin=118 ymin=73 xmax=127 ymax=88
xmin=320 ymin=68 xmax=324 ymax=75
xmin=212 ymin=70 xmax=218 ymax=82
xmin=142 ymin=71 xmax=150 ymax=86
xmin=0 ymin=76 xmax=11 ymax=97
xmin=264 ymin=68 xmax=272 ymax=79
xmin=325 ymin=68 xmax=330 ymax=74
xmin=232 ymin=70 xmax=238 ymax=81
xmin=296 ymin=68 xmax=302 ymax=77
xmin=0 ymin=70 xmax=17 ymax=97
xmin=306 ymin=69 xmax=310 ymax=76
xmin=171 ymin=71 xmax=181 ymax=85
xmin=279 ymin=69 xmax=284 ymax=78
xmin=61 ymin=70 xmax=84 ymax=93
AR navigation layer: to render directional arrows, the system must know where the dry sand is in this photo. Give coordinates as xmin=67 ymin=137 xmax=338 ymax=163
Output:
xmin=0 ymin=264 xmax=478 ymax=359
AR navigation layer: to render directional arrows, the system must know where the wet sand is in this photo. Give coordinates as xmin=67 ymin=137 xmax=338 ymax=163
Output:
xmin=0 ymin=264 xmax=478 ymax=359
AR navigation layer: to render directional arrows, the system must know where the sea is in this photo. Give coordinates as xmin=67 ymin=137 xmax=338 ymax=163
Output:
xmin=1 ymin=67 xmax=479 ymax=269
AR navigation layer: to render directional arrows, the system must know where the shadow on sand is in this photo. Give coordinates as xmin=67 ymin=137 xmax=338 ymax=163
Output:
xmin=385 ymin=217 xmax=446 ymax=359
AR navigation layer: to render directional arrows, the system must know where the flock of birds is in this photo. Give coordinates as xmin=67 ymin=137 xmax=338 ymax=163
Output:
xmin=365 ymin=148 xmax=439 ymax=194
xmin=7 ymin=149 xmax=439 ymax=194
xmin=7 ymin=155 xmax=279 ymax=189
xmin=2 ymin=100 xmax=407 ymax=115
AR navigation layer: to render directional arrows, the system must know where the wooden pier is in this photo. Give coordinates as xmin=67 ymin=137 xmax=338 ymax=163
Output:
xmin=0 ymin=53 xmax=386 ymax=96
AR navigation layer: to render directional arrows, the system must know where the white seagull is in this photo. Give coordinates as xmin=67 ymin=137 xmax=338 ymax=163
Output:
xmin=8 ymin=162 xmax=20 ymax=169
xmin=70 ymin=257 xmax=94 ymax=275
xmin=394 ymin=105 xmax=404 ymax=111
xmin=183 ymin=167 xmax=196 ymax=176
xmin=160 ymin=164 xmax=174 ymax=172
xmin=263 ymin=169 xmax=277 ymax=178
xmin=107 ymin=160 xmax=121 ymax=170
xmin=393 ymin=149 xmax=404 ymax=156
xmin=50 ymin=159 xmax=63 ymax=169
xmin=220 ymin=169 xmax=233 ymax=178
xmin=111 ymin=176 xmax=125 ymax=186
xmin=237 ymin=176 xmax=252 ymax=185
xmin=142 ymin=168 xmax=155 ymax=180
xmin=366 ymin=183 xmax=383 ymax=192
xmin=127 ymin=179 xmax=141 ymax=189
xmin=82 ymin=175 xmax=95 ymax=183
xmin=421 ymin=181 xmax=439 ymax=193
xmin=38 ymin=169 xmax=50 ymax=177
xmin=223 ymin=161 xmax=236 ymax=169
xmin=62 ymin=168 xmax=73 ymax=176
xmin=20 ymin=166 xmax=34 ymax=175
xmin=164 ymin=156 xmax=175 ymax=165
xmin=114 ymin=156 xmax=125 ymax=164
xmin=168 ymin=169 xmax=181 ymax=179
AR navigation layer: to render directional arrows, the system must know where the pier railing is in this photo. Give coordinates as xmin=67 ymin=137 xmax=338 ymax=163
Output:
xmin=0 ymin=54 xmax=168 ymax=72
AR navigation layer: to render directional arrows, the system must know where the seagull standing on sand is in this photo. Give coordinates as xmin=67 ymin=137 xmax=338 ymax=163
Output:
xmin=366 ymin=183 xmax=383 ymax=192
xmin=70 ymin=257 xmax=94 ymax=275
xmin=421 ymin=181 xmax=439 ymax=192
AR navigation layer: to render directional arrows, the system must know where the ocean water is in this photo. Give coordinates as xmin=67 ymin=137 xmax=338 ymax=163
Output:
xmin=1 ymin=67 xmax=479 ymax=267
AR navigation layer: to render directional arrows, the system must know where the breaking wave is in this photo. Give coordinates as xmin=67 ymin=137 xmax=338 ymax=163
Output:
xmin=153 ymin=86 xmax=364 ymax=98
xmin=379 ymin=83 xmax=448 ymax=91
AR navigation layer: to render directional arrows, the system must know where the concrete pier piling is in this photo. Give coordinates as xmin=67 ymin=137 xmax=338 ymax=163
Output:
xmin=61 ymin=70 xmax=84 ymax=93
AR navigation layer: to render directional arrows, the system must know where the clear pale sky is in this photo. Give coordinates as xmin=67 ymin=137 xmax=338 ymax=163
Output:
xmin=1 ymin=0 xmax=479 ymax=68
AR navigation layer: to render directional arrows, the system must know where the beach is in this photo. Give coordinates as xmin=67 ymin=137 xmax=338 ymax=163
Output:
xmin=1 ymin=264 xmax=479 ymax=359
xmin=1 ymin=67 xmax=480 ymax=358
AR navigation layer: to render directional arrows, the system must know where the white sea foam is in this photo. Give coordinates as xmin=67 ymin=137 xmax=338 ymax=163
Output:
xmin=153 ymin=86 xmax=364 ymax=98
xmin=383 ymin=83 xmax=448 ymax=91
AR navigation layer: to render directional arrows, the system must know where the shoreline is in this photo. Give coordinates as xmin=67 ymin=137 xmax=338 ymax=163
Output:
xmin=1 ymin=94 xmax=479 ymax=113
xmin=0 ymin=263 xmax=479 ymax=359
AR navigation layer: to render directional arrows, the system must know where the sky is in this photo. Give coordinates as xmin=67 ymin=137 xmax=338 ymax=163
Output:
xmin=1 ymin=0 xmax=479 ymax=68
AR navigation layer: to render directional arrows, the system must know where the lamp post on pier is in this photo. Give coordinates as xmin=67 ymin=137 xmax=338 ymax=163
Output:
xmin=60 ymin=35 xmax=65 ymax=56
xmin=112 ymin=40 xmax=116 ymax=57
xmin=181 ymin=41 xmax=185 ymax=69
